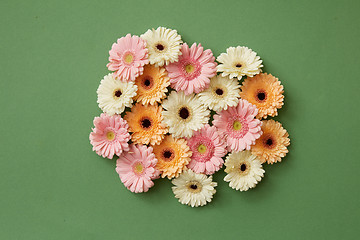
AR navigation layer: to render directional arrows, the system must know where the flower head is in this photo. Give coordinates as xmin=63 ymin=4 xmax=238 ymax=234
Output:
xmin=251 ymin=120 xmax=290 ymax=164
xmin=89 ymin=113 xmax=130 ymax=159
xmin=124 ymin=103 xmax=168 ymax=145
xmin=153 ymin=135 xmax=192 ymax=179
xmin=172 ymin=169 xmax=217 ymax=207
xmin=97 ymin=73 xmax=137 ymax=115
xmin=224 ymin=151 xmax=265 ymax=191
xmin=162 ymin=91 xmax=210 ymax=138
xmin=166 ymin=43 xmax=217 ymax=95
xmin=217 ymin=46 xmax=263 ymax=80
xmin=213 ymin=99 xmax=262 ymax=152
xmin=141 ymin=27 xmax=182 ymax=67
xmin=240 ymin=73 xmax=284 ymax=119
xmin=198 ymin=75 xmax=240 ymax=112
xmin=134 ymin=64 xmax=170 ymax=105
xmin=107 ymin=34 xmax=149 ymax=81
xmin=186 ymin=124 xmax=227 ymax=175
xmin=116 ymin=144 xmax=159 ymax=193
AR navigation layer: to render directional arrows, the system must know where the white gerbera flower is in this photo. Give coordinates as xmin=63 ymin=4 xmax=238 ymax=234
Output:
xmin=141 ymin=27 xmax=182 ymax=67
xmin=172 ymin=169 xmax=217 ymax=207
xmin=97 ymin=73 xmax=137 ymax=115
xmin=217 ymin=46 xmax=263 ymax=80
xmin=198 ymin=75 xmax=241 ymax=112
xmin=162 ymin=91 xmax=210 ymax=138
xmin=224 ymin=151 xmax=265 ymax=191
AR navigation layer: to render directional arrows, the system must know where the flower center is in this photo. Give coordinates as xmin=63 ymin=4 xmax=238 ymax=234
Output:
xmin=185 ymin=64 xmax=195 ymax=74
xmin=114 ymin=89 xmax=122 ymax=98
xmin=264 ymin=136 xmax=275 ymax=149
xmin=240 ymin=163 xmax=247 ymax=172
xmin=124 ymin=53 xmax=134 ymax=64
xmin=141 ymin=118 xmax=152 ymax=129
xmin=179 ymin=107 xmax=190 ymax=120
xmin=162 ymin=149 xmax=175 ymax=162
xmin=235 ymin=63 xmax=242 ymax=68
xmin=233 ymin=120 xmax=242 ymax=130
xmin=187 ymin=181 xmax=202 ymax=193
xmin=133 ymin=162 xmax=144 ymax=174
xmin=155 ymin=43 xmax=165 ymax=51
xmin=197 ymin=144 xmax=207 ymax=154
xmin=190 ymin=184 xmax=198 ymax=190
xmin=256 ymin=90 xmax=267 ymax=101
xmin=106 ymin=131 xmax=115 ymax=141
xmin=215 ymin=88 xmax=224 ymax=96
xmin=141 ymin=76 xmax=153 ymax=89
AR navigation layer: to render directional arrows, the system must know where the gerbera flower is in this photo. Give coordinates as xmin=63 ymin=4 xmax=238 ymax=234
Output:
xmin=89 ymin=113 xmax=130 ymax=159
xmin=116 ymin=144 xmax=160 ymax=193
xmin=153 ymin=135 xmax=192 ymax=179
xmin=97 ymin=73 xmax=138 ymax=115
xmin=224 ymin=151 xmax=265 ymax=191
xmin=134 ymin=64 xmax=170 ymax=105
xmin=186 ymin=124 xmax=227 ymax=175
xmin=240 ymin=73 xmax=284 ymax=119
xmin=165 ymin=43 xmax=217 ymax=95
xmin=217 ymin=46 xmax=263 ymax=80
xmin=198 ymin=75 xmax=240 ymax=112
xmin=213 ymin=99 xmax=262 ymax=152
xmin=141 ymin=27 xmax=182 ymax=67
xmin=124 ymin=103 xmax=168 ymax=145
xmin=107 ymin=34 xmax=149 ymax=82
xmin=251 ymin=120 xmax=290 ymax=164
xmin=172 ymin=169 xmax=217 ymax=207
xmin=162 ymin=91 xmax=210 ymax=138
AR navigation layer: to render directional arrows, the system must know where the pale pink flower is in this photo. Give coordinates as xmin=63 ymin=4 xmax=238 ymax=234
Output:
xmin=165 ymin=43 xmax=217 ymax=95
xmin=89 ymin=113 xmax=130 ymax=159
xmin=213 ymin=99 xmax=262 ymax=152
xmin=116 ymin=144 xmax=160 ymax=193
xmin=186 ymin=124 xmax=227 ymax=175
xmin=107 ymin=34 xmax=149 ymax=81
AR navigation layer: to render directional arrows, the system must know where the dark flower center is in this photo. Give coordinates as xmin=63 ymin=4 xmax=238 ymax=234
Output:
xmin=156 ymin=44 xmax=165 ymax=51
xmin=114 ymin=90 xmax=122 ymax=97
xmin=163 ymin=150 xmax=173 ymax=159
xmin=190 ymin=184 xmax=198 ymax=190
xmin=144 ymin=79 xmax=151 ymax=86
xmin=240 ymin=163 xmax=247 ymax=172
xmin=141 ymin=118 xmax=151 ymax=129
xmin=215 ymin=88 xmax=224 ymax=96
xmin=236 ymin=64 xmax=242 ymax=68
xmin=179 ymin=107 xmax=190 ymax=120
xmin=266 ymin=138 xmax=273 ymax=146
xmin=257 ymin=92 xmax=266 ymax=101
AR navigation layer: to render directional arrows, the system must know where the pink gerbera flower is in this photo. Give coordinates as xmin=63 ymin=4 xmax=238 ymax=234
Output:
xmin=187 ymin=124 xmax=227 ymax=175
xmin=107 ymin=34 xmax=149 ymax=82
xmin=213 ymin=99 xmax=263 ymax=152
xmin=165 ymin=43 xmax=217 ymax=95
xmin=89 ymin=113 xmax=131 ymax=159
xmin=116 ymin=144 xmax=160 ymax=193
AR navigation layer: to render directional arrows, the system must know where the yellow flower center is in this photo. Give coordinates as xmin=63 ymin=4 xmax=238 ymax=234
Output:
xmin=185 ymin=64 xmax=195 ymax=73
xmin=134 ymin=162 xmax=144 ymax=174
xmin=197 ymin=144 xmax=207 ymax=154
xmin=233 ymin=120 xmax=242 ymax=131
xmin=124 ymin=53 xmax=134 ymax=64
xmin=106 ymin=131 xmax=115 ymax=141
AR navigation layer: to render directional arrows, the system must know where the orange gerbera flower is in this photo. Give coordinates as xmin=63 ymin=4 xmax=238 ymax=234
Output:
xmin=251 ymin=120 xmax=290 ymax=164
xmin=124 ymin=103 xmax=168 ymax=145
xmin=134 ymin=64 xmax=170 ymax=105
xmin=153 ymin=135 xmax=192 ymax=179
xmin=240 ymin=73 xmax=284 ymax=119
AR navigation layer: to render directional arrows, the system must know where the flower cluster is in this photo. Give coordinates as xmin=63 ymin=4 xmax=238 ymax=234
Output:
xmin=89 ymin=27 xmax=290 ymax=207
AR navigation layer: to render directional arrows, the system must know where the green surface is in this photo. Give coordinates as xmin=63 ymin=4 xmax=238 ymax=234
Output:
xmin=1 ymin=0 xmax=359 ymax=239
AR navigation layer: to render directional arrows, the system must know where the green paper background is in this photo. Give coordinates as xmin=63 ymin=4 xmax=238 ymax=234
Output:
xmin=1 ymin=0 xmax=359 ymax=239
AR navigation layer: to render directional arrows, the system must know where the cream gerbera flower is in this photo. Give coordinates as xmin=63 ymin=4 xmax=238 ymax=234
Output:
xmin=224 ymin=151 xmax=265 ymax=191
xmin=97 ymin=73 xmax=137 ymax=115
xmin=141 ymin=27 xmax=182 ymax=67
xmin=198 ymin=75 xmax=240 ymax=112
xmin=217 ymin=46 xmax=263 ymax=80
xmin=172 ymin=169 xmax=217 ymax=207
xmin=162 ymin=91 xmax=210 ymax=138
